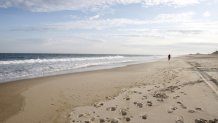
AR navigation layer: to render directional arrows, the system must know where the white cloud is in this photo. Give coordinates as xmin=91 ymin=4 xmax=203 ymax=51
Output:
xmin=8 ymin=12 xmax=194 ymax=31
xmin=203 ymin=11 xmax=211 ymax=17
xmin=89 ymin=14 xmax=100 ymax=20
xmin=0 ymin=0 xmax=204 ymax=12
xmin=48 ymin=18 xmax=147 ymax=30
xmin=178 ymin=21 xmax=218 ymax=33
xmin=48 ymin=12 xmax=194 ymax=30
xmin=154 ymin=12 xmax=194 ymax=23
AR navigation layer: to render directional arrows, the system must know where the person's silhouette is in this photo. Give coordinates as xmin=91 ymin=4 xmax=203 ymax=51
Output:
xmin=168 ymin=54 xmax=171 ymax=61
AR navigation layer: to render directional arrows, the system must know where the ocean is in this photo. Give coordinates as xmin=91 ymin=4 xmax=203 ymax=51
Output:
xmin=0 ymin=53 xmax=163 ymax=83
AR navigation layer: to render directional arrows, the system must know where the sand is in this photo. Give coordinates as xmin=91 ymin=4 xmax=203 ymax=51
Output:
xmin=0 ymin=55 xmax=218 ymax=123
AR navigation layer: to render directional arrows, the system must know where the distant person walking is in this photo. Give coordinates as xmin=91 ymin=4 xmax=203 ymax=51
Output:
xmin=168 ymin=54 xmax=171 ymax=61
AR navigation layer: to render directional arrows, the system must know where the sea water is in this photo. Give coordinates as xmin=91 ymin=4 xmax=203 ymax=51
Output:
xmin=0 ymin=53 xmax=163 ymax=83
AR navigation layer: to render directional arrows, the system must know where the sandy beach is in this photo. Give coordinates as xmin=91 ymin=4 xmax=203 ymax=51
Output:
xmin=0 ymin=55 xmax=218 ymax=123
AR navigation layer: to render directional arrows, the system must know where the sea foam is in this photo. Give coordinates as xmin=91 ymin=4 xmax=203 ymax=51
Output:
xmin=0 ymin=54 xmax=162 ymax=83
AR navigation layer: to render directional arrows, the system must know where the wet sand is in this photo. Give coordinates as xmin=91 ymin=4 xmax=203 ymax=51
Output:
xmin=0 ymin=55 xmax=218 ymax=123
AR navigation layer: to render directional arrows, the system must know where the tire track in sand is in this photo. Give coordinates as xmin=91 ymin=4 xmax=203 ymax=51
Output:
xmin=187 ymin=61 xmax=218 ymax=96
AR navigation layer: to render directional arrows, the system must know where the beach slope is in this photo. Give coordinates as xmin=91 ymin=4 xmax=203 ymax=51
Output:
xmin=0 ymin=55 xmax=218 ymax=123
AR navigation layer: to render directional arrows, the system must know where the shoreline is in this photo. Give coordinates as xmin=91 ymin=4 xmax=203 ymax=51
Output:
xmin=1 ymin=55 xmax=218 ymax=123
xmin=0 ymin=57 xmax=163 ymax=84
xmin=0 ymin=59 xmax=165 ymax=123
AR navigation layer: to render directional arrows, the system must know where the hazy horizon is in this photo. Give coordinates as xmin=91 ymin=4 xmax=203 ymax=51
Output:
xmin=0 ymin=0 xmax=218 ymax=55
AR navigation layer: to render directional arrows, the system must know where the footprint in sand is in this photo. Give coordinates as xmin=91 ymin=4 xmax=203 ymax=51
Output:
xmin=167 ymin=106 xmax=177 ymax=113
xmin=177 ymin=101 xmax=187 ymax=109
xmin=147 ymin=101 xmax=152 ymax=106
xmin=132 ymin=90 xmax=142 ymax=94
xmin=125 ymin=117 xmax=131 ymax=122
xmin=155 ymin=85 xmax=160 ymax=88
xmin=180 ymin=91 xmax=187 ymax=95
xmin=175 ymin=116 xmax=184 ymax=123
xmin=120 ymin=109 xmax=128 ymax=116
xmin=94 ymin=102 xmax=104 ymax=108
xmin=90 ymin=117 xmax=95 ymax=122
xmin=173 ymin=95 xmax=180 ymax=99
xmin=78 ymin=114 xmax=84 ymax=118
xmin=153 ymin=91 xmax=168 ymax=102
xmin=133 ymin=102 xmax=143 ymax=108
xmin=141 ymin=114 xmax=147 ymax=120
xmin=124 ymin=96 xmax=130 ymax=101
xmin=167 ymin=109 xmax=173 ymax=113
xmin=195 ymin=107 xmax=202 ymax=111
xmin=106 ymin=106 xmax=117 ymax=111
xmin=106 ymin=96 xmax=113 ymax=100
xmin=188 ymin=110 xmax=195 ymax=113
xmin=157 ymin=98 xmax=164 ymax=102
xmin=195 ymin=118 xmax=218 ymax=123
xmin=175 ymin=81 xmax=180 ymax=84
xmin=110 ymin=118 xmax=119 ymax=123
xmin=142 ymin=95 xmax=147 ymax=100
xmin=137 ymin=103 xmax=143 ymax=108
xmin=99 ymin=118 xmax=105 ymax=123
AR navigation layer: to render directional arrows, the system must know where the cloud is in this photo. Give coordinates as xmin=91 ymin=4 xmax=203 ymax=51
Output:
xmin=89 ymin=14 xmax=100 ymax=20
xmin=10 ymin=26 xmax=51 ymax=32
xmin=203 ymin=11 xmax=211 ymax=17
xmin=8 ymin=12 xmax=195 ymax=32
xmin=0 ymin=0 xmax=204 ymax=12
xmin=178 ymin=21 xmax=218 ymax=33
xmin=9 ymin=11 xmax=218 ymax=46
xmin=8 ymin=12 xmax=196 ymax=32
xmin=114 ymin=29 xmax=204 ymax=39
xmin=47 ymin=12 xmax=194 ymax=30
xmin=48 ymin=18 xmax=148 ymax=30
xmin=154 ymin=12 xmax=194 ymax=23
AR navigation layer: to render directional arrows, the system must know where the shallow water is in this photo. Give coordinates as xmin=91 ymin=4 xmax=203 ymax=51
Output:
xmin=0 ymin=53 xmax=163 ymax=83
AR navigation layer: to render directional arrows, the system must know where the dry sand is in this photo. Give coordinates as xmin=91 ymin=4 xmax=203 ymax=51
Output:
xmin=0 ymin=55 xmax=218 ymax=123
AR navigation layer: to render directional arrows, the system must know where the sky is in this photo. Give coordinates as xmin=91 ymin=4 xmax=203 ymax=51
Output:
xmin=0 ymin=0 xmax=218 ymax=55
